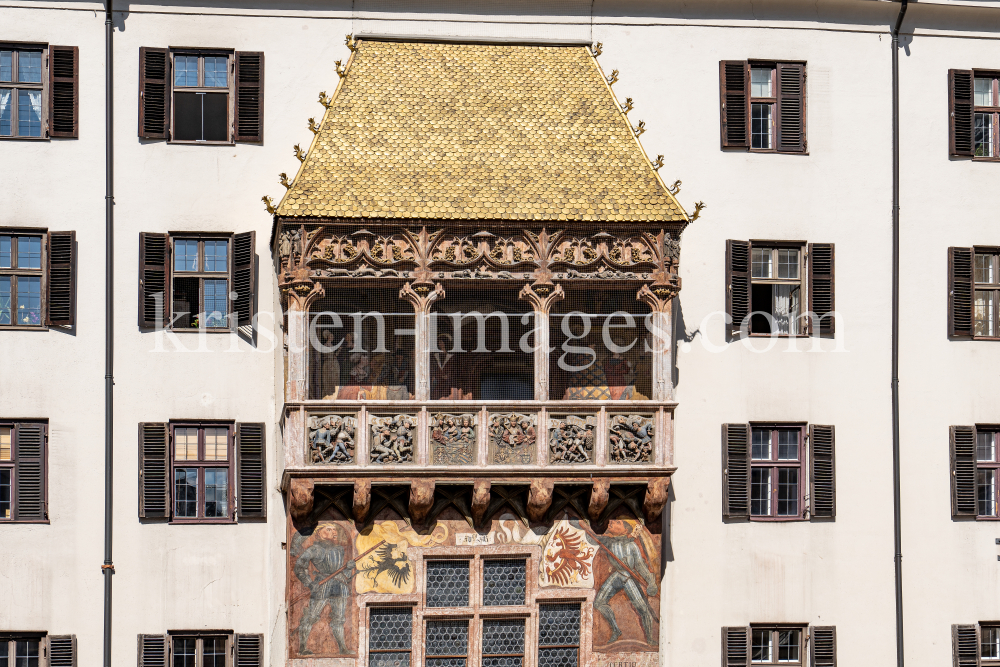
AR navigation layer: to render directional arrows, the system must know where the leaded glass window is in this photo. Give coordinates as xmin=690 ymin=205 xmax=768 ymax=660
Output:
xmin=426 ymin=561 xmax=470 ymax=608
xmin=369 ymin=607 xmax=412 ymax=667
xmin=538 ymin=604 xmax=580 ymax=667
xmin=482 ymin=618 xmax=525 ymax=667
xmin=425 ymin=620 xmax=468 ymax=667
xmin=482 ymin=559 xmax=526 ymax=606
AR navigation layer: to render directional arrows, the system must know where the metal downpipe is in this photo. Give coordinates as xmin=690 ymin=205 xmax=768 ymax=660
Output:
xmin=891 ymin=1 xmax=908 ymax=666
xmin=103 ymin=2 xmax=115 ymax=667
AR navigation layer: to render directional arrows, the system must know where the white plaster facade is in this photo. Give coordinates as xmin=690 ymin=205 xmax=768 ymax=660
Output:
xmin=0 ymin=1 xmax=998 ymax=665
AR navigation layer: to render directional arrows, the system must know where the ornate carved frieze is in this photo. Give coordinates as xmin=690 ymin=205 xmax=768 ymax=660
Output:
xmin=608 ymin=414 xmax=655 ymax=463
xmin=429 ymin=412 xmax=477 ymax=465
xmin=275 ymin=223 xmax=683 ymax=287
xmin=548 ymin=414 xmax=596 ymax=464
xmin=308 ymin=415 xmax=358 ymax=464
xmin=488 ymin=412 xmax=536 ymax=465
xmin=369 ymin=414 xmax=416 ymax=464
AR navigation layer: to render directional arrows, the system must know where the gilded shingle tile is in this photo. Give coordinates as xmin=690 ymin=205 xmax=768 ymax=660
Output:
xmin=277 ymin=40 xmax=686 ymax=223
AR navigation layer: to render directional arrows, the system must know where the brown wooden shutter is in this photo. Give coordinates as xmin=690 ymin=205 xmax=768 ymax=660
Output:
xmin=720 ymin=61 xmax=749 ymax=149
xmin=726 ymin=240 xmax=751 ymax=335
xmin=48 ymin=635 xmax=77 ymax=667
xmin=809 ymin=424 xmax=836 ymax=519
xmin=722 ymin=626 xmax=750 ymax=666
xmin=949 ymin=70 xmax=975 ymax=157
xmin=951 ymin=425 xmax=977 ymax=518
xmin=952 ymin=624 xmax=979 ymax=667
xmin=723 ymin=424 xmax=750 ymax=519
xmin=139 ymin=233 xmax=170 ymax=329
xmin=232 ymin=231 xmax=255 ymax=327
xmin=139 ymin=423 xmax=169 ymax=519
xmin=46 ymin=231 xmax=76 ymax=327
xmin=139 ymin=47 xmax=170 ymax=140
xmin=808 ymin=243 xmax=835 ymax=336
xmin=776 ymin=62 xmax=806 ymax=153
xmin=949 ymin=247 xmax=974 ymax=338
xmin=138 ymin=634 xmax=168 ymax=667
xmin=48 ymin=46 xmax=79 ymax=138
xmin=234 ymin=52 xmax=264 ymax=143
xmin=237 ymin=422 xmax=266 ymax=519
xmin=235 ymin=634 xmax=263 ymax=667
xmin=811 ymin=626 xmax=836 ymax=667
xmin=14 ymin=422 xmax=46 ymax=521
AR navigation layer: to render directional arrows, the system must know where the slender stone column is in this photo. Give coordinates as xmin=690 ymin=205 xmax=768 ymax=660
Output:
xmin=638 ymin=283 xmax=679 ymax=402
xmin=518 ymin=283 xmax=565 ymax=402
xmin=400 ymin=282 xmax=445 ymax=401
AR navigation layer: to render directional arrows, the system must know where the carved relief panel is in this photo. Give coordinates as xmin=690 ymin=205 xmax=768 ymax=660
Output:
xmin=608 ymin=414 xmax=655 ymax=464
xmin=429 ymin=412 xmax=478 ymax=465
xmin=488 ymin=412 xmax=537 ymax=465
xmin=308 ymin=414 xmax=358 ymax=464
xmin=369 ymin=414 xmax=417 ymax=464
xmin=548 ymin=414 xmax=597 ymax=465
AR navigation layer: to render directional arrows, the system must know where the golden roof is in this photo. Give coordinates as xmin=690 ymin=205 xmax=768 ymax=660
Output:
xmin=277 ymin=39 xmax=688 ymax=223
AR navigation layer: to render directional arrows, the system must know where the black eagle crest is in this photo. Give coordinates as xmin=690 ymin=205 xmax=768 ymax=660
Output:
xmin=358 ymin=543 xmax=411 ymax=588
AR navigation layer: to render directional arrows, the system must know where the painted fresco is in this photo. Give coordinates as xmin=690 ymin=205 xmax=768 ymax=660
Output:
xmin=287 ymin=502 xmax=660 ymax=661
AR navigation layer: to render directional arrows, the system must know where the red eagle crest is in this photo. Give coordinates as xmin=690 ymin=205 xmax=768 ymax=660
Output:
xmin=544 ymin=526 xmax=595 ymax=586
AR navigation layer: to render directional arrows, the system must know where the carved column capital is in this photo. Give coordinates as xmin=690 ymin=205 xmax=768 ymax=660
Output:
xmin=637 ymin=280 xmax=680 ymax=313
xmin=527 ymin=479 xmax=554 ymax=522
xmin=288 ymin=478 xmax=315 ymax=521
xmin=472 ymin=479 xmax=492 ymax=527
xmin=643 ymin=477 xmax=671 ymax=523
xmin=588 ymin=478 xmax=610 ymax=522
xmin=400 ymin=281 xmax=445 ymax=314
xmin=281 ymin=268 xmax=326 ymax=312
xmin=409 ymin=480 xmax=436 ymax=525
xmin=353 ymin=480 xmax=371 ymax=523
xmin=518 ymin=282 xmax=565 ymax=314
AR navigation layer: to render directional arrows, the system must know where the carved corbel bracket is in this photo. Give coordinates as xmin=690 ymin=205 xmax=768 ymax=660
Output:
xmin=527 ymin=479 xmax=554 ymax=523
xmin=518 ymin=282 xmax=565 ymax=314
xmin=289 ymin=478 xmax=315 ymax=521
xmin=471 ymin=479 xmax=491 ymax=527
xmin=643 ymin=477 xmax=671 ymax=523
xmin=637 ymin=281 xmax=680 ymax=314
xmin=400 ymin=281 xmax=445 ymax=314
xmin=353 ymin=480 xmax=371 ymax=523
xmin=409 ymin=480 xmax=436 ymax=525
xmin=588 ymin=478 xmax=610 ymax=522
xmin=281 ymin=271 xmax=326 ymax=311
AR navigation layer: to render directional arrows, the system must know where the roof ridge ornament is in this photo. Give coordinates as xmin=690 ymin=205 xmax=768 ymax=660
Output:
xmin=652 ymin=155 xmax=664 ymax=171
xmin=346 ymin=34 xmax=357 ymax=52
xmin=591 ymin=42 xmax=602 ymax=57
xmin=606 ymin=69 xmax=619 ymax=85
xmin=667 ymin=179 xmax=680 ymax=195
xmin=261 ymin=195 xmax=276 ymax=215
xmin=279 ymin=173 xmax=291 ymax=190
xmin=293 ymin=144 xmax=306 ymax=163
xmin=318 ymin=91 xmax=332 ymax=108
xmin=690 ymin=201 xmax=706 ymax=222
xmin=622 ymin=97 xmax=633 ymax=114
xmin=632 ymin=120 xmax=645 ymax=136
xmin=335 ymin=60 xmax=347 ymax=78
xmin=308 ymin=117 xmax=320 ymax=134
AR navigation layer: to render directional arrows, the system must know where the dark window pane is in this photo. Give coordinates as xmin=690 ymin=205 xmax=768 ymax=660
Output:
xmin=777 ymin=468 xmax=798 ymax=516
xmin=0 ymin=236 xmax=10 ymax=267
xmin=776 ymin=430 xmax=798 ymax=460
xmin=17 ymin=51 xmax=42 ymax=83
xmin=204 ymin=56 xmax=228 ymax=87
xmin=203 ymin=279 xmax=229 ymax=328
xmin=751 ymin=630 xmax=771 ymax=663
xmin=14 ymin=640 xmax=38 ymax=667
xmin=174 ymin=92 xmax=202 ymax=141
xmin=983 ymin=627 xmax=1000 ymax=659
xmin=174 ymin=239 xmax=199 ymax=271
xmin=751 ymin=429 xmax=770 ymax=460
xmin=174 ymin=468 xmax=198 ymax=517
xmin=426 ymin=619 xmax=468 ymax=657
xmin=370 ymin=653 xmax=409 ymax=667
xmin=539 ymin=603 xmax=581 ymax=646
xmin=16 ymin=276 xmax=42 ymax=326
xmin=777 ymin=630 xmax=799 ymax=662
xmin=203 ymin=637 xmax=227 ymax=667
xmin=750 ymin=283 xmax=773 ymax=334
xmin=538 ymin=648 xmax=576 ymax=667
xmin=204 ymin=240 xmax=228 ymax=272
xmin=17 ymin=90 xmax=42 ymax=137
xmin=751 ymin=102 xmax=772 ymax=149
xmin=483 ymin=559 xmax=526 ymax=606
xmin=0 ymin=469 xmax=10 ymax=519
xmin=172 ymin=276 xmax=200 ymax=328
xmin=482 ymin=618 xmax=525 ymax=655
xmin=0 ymin=89 xmax=10 ymax=136
xmin=174 ymin=55 xmax=199 ymax=87
xmin=750 ymin=468 xmax=771 ymax=516
xmin=425 ymin=560 xmax=469 ymax=607
xmin=979 ymin=469 xmax=997 ymax=517
xmin=204 ymin=468 xmax=228 ymax=518
xmin=0 ymin=639 xmax=7 ymax=663
xmin=17 ymin=236 xmax=41 ymax=269
xmin=0 ymin=277 xmax=10 ymax=325
xmin=203 ymin=92 xmax=228 ymax=141
xmin=369 ymin=607 xmax=412 ymax=651
xmin=172 ymin=637 xmax=197 ymax=667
